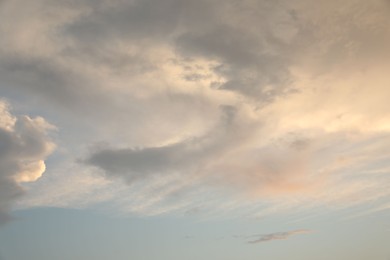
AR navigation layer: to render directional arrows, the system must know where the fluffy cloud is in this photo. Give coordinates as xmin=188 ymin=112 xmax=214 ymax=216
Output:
xmin=0 ymin=100 xmax=55 ymax=224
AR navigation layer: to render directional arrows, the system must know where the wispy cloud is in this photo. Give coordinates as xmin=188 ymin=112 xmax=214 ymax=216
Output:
xmin=247 ymin=229 xmax=312 ymax=244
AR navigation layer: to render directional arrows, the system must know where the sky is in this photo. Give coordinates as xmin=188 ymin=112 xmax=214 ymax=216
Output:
xmin=0 ymin=0 xmax=389 ymax=259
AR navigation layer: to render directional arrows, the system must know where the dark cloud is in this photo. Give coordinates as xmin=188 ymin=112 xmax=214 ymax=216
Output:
xmin=0 ymin=55 xmax=78 ymax=106
xmin=84 ymin=104 xmax=315 ymax=198
xmin=1 ymin=0 xmax=388 ymax=114
xmin=85 ymin=105 xmax=241 ymax=182
xmin=172 ymin=1 xmax=296 ymax=99
xmin=64 ymin=0 xmax=183 ymax=43
xmin=87 ymin=142 xmax=187 ymax=181
xmin=0 ymin=0 xmax=299 ymax=113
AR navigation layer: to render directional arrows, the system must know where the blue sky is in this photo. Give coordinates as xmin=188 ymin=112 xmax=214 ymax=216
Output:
xmin=0 ymin=0 xmax=390 ymax=259
xmin=0 ymin=208 xmax=389 ymax=260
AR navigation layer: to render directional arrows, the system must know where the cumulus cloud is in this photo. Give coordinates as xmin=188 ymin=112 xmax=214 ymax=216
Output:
xmin=0 ymin=100 xmax=55 ymax=224
xmin=247 ymin=229 xmax=311 ymax=244
xmin=1 ymin=0 xmax=390 ymax=218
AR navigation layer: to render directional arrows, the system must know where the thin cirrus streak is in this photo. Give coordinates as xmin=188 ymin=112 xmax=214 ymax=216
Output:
xmin=247 ymin=229 xmax=312 ymax=244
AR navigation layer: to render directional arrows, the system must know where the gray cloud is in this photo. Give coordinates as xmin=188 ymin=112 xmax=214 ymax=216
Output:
xmin=64 ymin=0 xmax=182 ymax=42
xmin=0 ymin=0 xmax=298 ymax=113
xmin=247 ymin=229 xmax=311 ymax=244
xmin=2 ymin=0 xmax=387 ymax=124
xmin=174 ymin=6 xmax=295 ymax=99
xmin=0 ymin=100 xmax=55 ymax=224
xmin=85 ymin=103 xmax=317 ymax=199
xmin=87 ymin=142 xmax=187 ymax=181
xmin=0 ymin=55 xmax=89 ymax=107
xmin=1 ymin=0 xmax=388 ymax=104
xmin=85 ymin=105 xmax=245 ymax=182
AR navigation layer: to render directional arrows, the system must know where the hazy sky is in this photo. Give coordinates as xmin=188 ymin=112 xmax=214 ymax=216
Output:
xmin=0 ymin=0 xmax=389 ymax=259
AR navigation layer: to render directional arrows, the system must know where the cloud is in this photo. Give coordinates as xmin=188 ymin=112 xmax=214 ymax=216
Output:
xmin=0 ymin=0 xmax=297 ymax=115
xmin=85 ymin=104 xmax=305 ymax=198
xmin=86 ymin=141 xmax=189 ymax=181
xmin=0 ymin=100 xmax=55 ymax=224
xmin=247 ymin=229 xmax=311 ymax=244
xmin=174 ymin=0 xmax=296 ymax=99
xmin=0 ymin=0 xmax=389 ymax=219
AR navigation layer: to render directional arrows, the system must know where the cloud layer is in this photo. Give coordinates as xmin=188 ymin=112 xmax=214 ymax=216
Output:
xmin=1 ymin=0 xmax=389 ymax=218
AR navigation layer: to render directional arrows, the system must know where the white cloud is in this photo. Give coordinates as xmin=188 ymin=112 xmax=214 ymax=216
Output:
xmin=0 ymin=100 xmax=55 ymax=224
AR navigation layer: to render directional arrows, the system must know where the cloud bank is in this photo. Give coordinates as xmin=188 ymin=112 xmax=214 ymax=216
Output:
xmin=1 ymin=0 xmax=389 ymax=218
